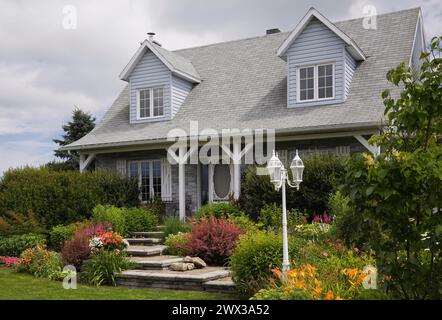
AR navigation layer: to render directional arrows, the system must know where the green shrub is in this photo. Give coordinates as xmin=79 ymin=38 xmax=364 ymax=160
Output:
xmin=164 ymin=232 xmax=190 ymax=256
xmin=327 ymin=191 xmax=362 ymax=246
xmin=196 ymin=203 xmax=245 ymax=220
xmin=50 ymin=225 xmax=76 ymax=252
xmin=17 ymin=245 xmax=64 ymax=280
xmin=162 ymin=217 xmax=191 ymax=239
xmin=294 ymin=223 xmax=330 ymax=242
xmin=232 ymin=230 xmax=375 ymax=297
xmin=258 ymin=203 xmax=308 ymax=232
xmin=0 ymin=167 xmax=140 ymax=229
xmin=0 ymin=211 xmax=45 ymax=236
xmin=0 ymin=233 xmax=46 ymax=257
xmin=123 ymin=207 xmax=158 ymax=233
xmin=81 ymin=250 xmax=133 ymax=286
xmin=239 ymin=156 xmax=346 ymax=219
xmin=229 ymin=230 xmax=304 ymax=295
xmin=92 ymin=205 xmax=126 ymax=235
xmin=227 ymin=214 xmax=261 ymax=233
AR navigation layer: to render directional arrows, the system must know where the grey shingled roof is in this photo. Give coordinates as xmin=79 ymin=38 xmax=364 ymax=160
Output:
xmin=153 ymin=43 xmax=201 ymax=81
xmin=64 ymin=8 xmax=420 ymax=151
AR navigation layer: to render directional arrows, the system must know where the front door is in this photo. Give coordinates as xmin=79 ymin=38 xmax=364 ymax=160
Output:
xmin=208 ymin=164 xmax=234 ymax=202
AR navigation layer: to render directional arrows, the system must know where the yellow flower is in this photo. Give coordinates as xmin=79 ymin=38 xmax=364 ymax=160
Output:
xmin=363 ymin=153 xmax=375 ymax=167
xmin=312 ymin=286 xmax=323 ymax=298
xmin=335 ymin=296 xmax=344 ymax=300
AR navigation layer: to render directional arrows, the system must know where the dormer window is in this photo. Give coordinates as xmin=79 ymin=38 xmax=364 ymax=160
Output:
xmin=137 ymin=87 xmax=164 ymax=119
xmin=297 ymin=63 xmax=334 ymax=102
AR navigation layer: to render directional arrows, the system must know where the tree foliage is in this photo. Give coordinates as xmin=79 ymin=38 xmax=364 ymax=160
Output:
xmin=342 ymin=37 xmax=442 ymax=299
xmin=53 ymin=108 xmax=96 ymax=170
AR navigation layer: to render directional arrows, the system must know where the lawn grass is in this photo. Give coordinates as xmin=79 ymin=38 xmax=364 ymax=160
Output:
xmin=0 ymin=268 xmax=240 ymax=300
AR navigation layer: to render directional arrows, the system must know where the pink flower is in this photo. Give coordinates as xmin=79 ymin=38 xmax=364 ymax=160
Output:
xmin=321 ymin=251 xmax=329 ymax=258
xmin=0 ymin=256 xmax=20 ymax=268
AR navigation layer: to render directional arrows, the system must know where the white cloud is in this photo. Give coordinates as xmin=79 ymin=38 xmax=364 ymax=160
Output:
xmin=0 ymin=138 xmax=54 ymax=174
xmin=0 ymin=0 xmax=440 ymax=175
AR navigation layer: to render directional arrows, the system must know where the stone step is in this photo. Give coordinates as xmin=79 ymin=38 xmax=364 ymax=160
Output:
xmin=203 ymin=277 xmax=237 ymax=294
xmin=156 ymin=225 xmax=165 ymax=231
xmin=116 ymin=267 xmax=231 ymax=292
xmin=126 ymin=238 xmax=163 ymax=246
xmin=130 ymin=231 xmax=164 ymax=239
xmin=130 ymin=256 xmax=184 ymax=270
xmin=126 ymin=245 xmax=167 ymax=257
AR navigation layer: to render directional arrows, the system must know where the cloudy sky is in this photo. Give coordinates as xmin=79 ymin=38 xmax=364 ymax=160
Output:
xmin=0 ymin=0 xmax=440 ymax=174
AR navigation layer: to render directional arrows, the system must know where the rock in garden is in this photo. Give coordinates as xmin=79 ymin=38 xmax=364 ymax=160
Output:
xmin=183 ymin=256 xmax=207 ymax=269
xmin=170 ymin=262 xmax=195 ymax=271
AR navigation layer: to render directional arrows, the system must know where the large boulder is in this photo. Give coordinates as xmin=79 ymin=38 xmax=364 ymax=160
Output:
xmin=183 ymin=256 xmax=207 ymax=269
xmin=170 ymin=262 xmax=195 ymax=271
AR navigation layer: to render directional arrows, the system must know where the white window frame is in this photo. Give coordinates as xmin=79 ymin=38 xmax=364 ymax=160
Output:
xmin=127 ymin=160 xmax=162 ymax=203
xmin=136 ymin=87 xmax=164 ymax=120
xmin=297 ymin=63 xmax=335 ymax=103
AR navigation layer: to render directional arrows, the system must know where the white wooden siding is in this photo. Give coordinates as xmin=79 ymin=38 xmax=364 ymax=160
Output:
xmin=287 ymin=18 xmax=346 ymax=107
xmin=172 ymin=75 xmax=193 ymax=117
xmin=129 ymin=51 xmax=172 ymax=123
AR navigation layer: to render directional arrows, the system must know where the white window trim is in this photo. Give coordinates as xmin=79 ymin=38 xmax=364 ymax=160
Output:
xmin=296 ymin=65 xmax=316 ymax=103
xmin=128 ymin=159 xmax=162 ymax=203
xmin=296 ymin=63 xmax=335 ymax=103
xmin=136 ymin=87 xmax=165 ymax=120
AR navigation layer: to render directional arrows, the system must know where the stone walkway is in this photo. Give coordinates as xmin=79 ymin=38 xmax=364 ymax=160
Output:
xmin=116 ymin=227 xmax=236 ymax=293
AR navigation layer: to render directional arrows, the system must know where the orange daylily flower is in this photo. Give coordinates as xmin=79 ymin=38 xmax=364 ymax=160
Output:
xmin=324 ymin=290 xmax=334 ymax=300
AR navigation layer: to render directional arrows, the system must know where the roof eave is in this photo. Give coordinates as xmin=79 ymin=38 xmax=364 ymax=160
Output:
xmin=119 ymin=40 xmax=201 ymax=83
xmin=59 ymin=121 xmax=383 ymax=152
xmin=277 ymin=7 xmax=366 ymax=61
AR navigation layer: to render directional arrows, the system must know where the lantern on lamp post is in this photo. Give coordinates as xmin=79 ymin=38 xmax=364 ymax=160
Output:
xmin=266 ymin=150 xmax=304 ymax=272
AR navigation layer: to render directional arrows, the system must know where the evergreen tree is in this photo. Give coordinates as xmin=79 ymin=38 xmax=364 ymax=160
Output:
xmin=52 ymin=108 xmax=96 ymax=170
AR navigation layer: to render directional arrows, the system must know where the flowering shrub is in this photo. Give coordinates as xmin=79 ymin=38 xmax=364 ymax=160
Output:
xmin=89 ymin=231 xmax=128 ymax=253
xmin=0 ymin=256 xmax=20 ymax=268
xmin=76 ymin=223 xmax=112 ymax=239
xmin=61 ymin=223 xmax=113 ymax=269
xmin=164 ymin=232 xmax=190 ymax=256
xmin=181 ymin=217 xmax=242 ymax=266
xmin=312 ymin=211 xmax=332 ymax=224
xmin=17 ymin=245 xmax=64 ymax=280
xmin=252 ymin=263 xmax=373 ymax=300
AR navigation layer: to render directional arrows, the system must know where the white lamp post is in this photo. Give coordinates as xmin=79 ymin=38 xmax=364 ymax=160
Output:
xmin=267 ymin=150 xmax=304 ymax=272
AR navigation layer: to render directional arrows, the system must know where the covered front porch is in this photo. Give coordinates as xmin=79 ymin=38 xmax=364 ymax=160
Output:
xmin=79 ymin=129 xmax=380 ymax=221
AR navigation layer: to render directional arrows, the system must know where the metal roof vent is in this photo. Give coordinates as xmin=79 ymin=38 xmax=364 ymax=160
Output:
xmin=147 ymin=32 xmax=155 ymax=41
xmin=266 ymin=28 xmax=281 ymax=35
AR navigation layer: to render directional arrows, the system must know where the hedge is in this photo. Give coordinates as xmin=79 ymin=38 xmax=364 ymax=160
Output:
xmin=0 ymin=167 xmax=140 ymax=228
xmin=0 ymin=233 xmax=46 ymax=257
xmin=238 ymin=155 xmax=346 ymax=219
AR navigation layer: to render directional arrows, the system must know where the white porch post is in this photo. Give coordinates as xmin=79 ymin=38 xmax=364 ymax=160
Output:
xmin=233 ymin=142 xmax=241 ymax=200
xmin=354 ymin=135 xmax=380 ymax=157
xmin=79 ymin=153 xmax=96 ymax=173
xmin=178 ymin=144 xmax=186 ymax=222
xmin=196 ymin=161 xmax=202 ymax=209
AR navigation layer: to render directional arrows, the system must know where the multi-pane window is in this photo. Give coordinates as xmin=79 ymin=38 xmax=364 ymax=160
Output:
xmin=128 ymin=160 xmax=162 ymax=202
xmin=298 ymin=64 xmax=334 ymax=102
xmin=318 ymin=64 xmax=333 ymax=99
xmin=153 ymin=88 xmax=164 ymax=117
xmin=139 ymin=89 xmax=151 ymax=118
xmin=299 ymin=66 xmax=315 ymax=101
xmin=137 ymin=87 xmax=164 ymax=119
